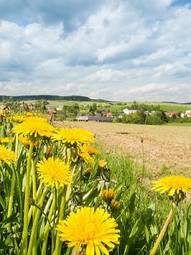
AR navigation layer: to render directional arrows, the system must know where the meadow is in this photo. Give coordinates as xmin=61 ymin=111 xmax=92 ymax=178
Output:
xmin=0 ymin=109 xmax=191 ymax=255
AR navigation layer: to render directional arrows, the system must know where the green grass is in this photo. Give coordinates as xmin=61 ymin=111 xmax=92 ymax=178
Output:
xmin=101 ymin=152 xmax=191 ymax=255
xmin=156 ymin=103 xmax=190 ymax=112
xmin=166 ymin=122 xmax=191 ymax=126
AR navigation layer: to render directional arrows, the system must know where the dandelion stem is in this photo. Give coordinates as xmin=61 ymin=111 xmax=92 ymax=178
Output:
xmin=21 ymin=141 xmax=34 ymax=254
xmin=150 ymin=208 xmax=173 ymax=255
xmin=32 ymin=160 xmax=37 ymax=201
xmin=41 ymin=194 xmax=56 ymax=255
xmin=0 ymin=194 xmax=5 ymax=210
xmin=53 ymin=187 xmax=66 ymax=255
xmin=28 ymin=182 xmax=43 ymax=224
xmin=27 ymin=187 xmax=47 ymax=255
xmin=7 ymin=170 xmax=16 ymax=221
xmin=7 ymin=134 xmax=19 ymax=229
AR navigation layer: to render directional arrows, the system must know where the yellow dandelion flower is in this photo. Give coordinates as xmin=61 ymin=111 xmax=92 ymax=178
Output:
xmin=82 ymin=145 xmax=100 ymax=155
xmin=79 ymin=151 xmax=94 ymax=164
xmin=25 ymin=112 xmax=33 ymax=117
xmin=78 ymin=145 xmax=95 ymax=164
xmin=98 ymin=160 xmax=107 ymax=168
xmin=18 ymin=135 xmax=31 ymax=146
xmin=8 ymin=114 xmax=26 ymax=123
xmin=0 ymin=137 xmax=14 ymax=144
xmin=13 ymin=117 xmax=55 ymax=138
xmin=152 ymin=176 xmax=191 ymax=197
xmin=111 ymin=200 xmax=120 ymax=209
xmin=57 ymin=207 xmax=120 ymax=255
xmin=0 ymin=145 xmax=15 ymax=164
xmin=101 ymin=188 xmax=116 ymax=201
xmin=37 ymin=157 xmax=72 ymax=188
xmin=18 ymin=135 xmax=39 ymax=147
xmin=53 ymin=128 xmax=94 ymax=145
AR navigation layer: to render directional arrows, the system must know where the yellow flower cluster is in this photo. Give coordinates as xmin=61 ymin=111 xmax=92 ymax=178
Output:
xmin=37 ymin=157 xmax=72 ymax=188
xmin=0 ymin=137 xmax=14 ymax=144
xmin=53 ymin=128 xmax=94 ymax=145
xmin=57 ymin=207 xmax=120 ymax=255
xmin=0 ymin=145 xmax=15 ymax=164
xmin=13 ymin=117 xmax=55 ymax=138
xmin=0 ymin=113 xmax=121 ymax=254
xmin=152 ymin=175 xmax=191 ymax=197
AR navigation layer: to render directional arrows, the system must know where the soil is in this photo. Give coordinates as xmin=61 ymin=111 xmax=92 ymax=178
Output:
xmin=54 ymin=121 xmax=191 ymax=175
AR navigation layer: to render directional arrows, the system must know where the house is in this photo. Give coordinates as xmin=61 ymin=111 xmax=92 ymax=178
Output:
xmin=185 ymin=110 xmax=191 ymax=118
xmin=165 ymin=112 xmax=178 ymax=118
xmin=76 ymin=115 xmax=113 ymax=122
xmin=98 ymin=109 xmax=113 ymax=117
xmin=56 ymin=105 xmax=63 ymax=111
xmin=123 ymin=109 xmax=138 ymax=115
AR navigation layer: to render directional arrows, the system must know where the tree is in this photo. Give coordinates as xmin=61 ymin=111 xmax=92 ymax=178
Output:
xmin=89 ymin=103 xmax=97 ymax=115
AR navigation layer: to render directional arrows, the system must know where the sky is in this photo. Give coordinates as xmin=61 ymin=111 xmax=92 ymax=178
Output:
xmin=0 ymin=0 xmax=191 ymax=102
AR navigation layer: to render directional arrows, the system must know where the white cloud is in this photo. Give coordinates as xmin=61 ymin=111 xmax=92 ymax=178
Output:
xmin=0 ymin=0 xmax=191 ymax=101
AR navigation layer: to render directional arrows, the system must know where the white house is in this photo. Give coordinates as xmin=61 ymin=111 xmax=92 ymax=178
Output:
xmin=123 ymin=109 xmax=138 ymax=115
xmin=56 ymin=105 xmax=63 ymax=111
xmin=185 ymin=110 xmax=191 ymax=118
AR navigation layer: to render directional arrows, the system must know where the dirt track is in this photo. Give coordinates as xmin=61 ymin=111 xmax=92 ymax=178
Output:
xmin=55 ymin=121 xmax=191 ymax=175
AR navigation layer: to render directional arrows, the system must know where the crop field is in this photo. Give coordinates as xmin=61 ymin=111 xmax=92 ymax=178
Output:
xmin=57 ymin=121 xmax=191 ymax=176
xmin=1 ymin=111 xmax=191 ymax=255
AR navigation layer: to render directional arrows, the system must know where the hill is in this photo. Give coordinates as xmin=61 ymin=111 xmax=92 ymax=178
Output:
xmin=0 ymin=95 xmax=108 ymax=102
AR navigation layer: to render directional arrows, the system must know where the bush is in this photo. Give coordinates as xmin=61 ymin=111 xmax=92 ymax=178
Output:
xmin=121 ymin=111 xmax=146 ymax=124
xmin=145 ymin=113 xmax=164 ymax=125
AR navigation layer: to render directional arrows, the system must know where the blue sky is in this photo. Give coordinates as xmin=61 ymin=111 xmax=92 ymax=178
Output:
xmin=0 ymin=0 xmax=191 ymax=101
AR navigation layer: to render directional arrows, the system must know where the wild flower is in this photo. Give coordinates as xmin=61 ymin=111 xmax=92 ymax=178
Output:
xmin=0 ymin=145 xmax=15 ymax=164
xmin=0 ymin=137 xmax=14 ymax=144
xmin=98 ymin=159 xmax=107 ymax=168
xmin=152 ymin=175 xmax=191 ymax=201
xmin=13 ymin=117 xmax=55 ymax=138
xmin=57 ymin=207 xmax=120 ymax=255
xmin=37 ymin=157 xmax=72 ymax=188
xmin=53 ymin=128 xmax=94 ymax=145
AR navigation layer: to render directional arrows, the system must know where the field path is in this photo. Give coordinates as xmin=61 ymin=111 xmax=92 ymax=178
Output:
xmin=55 ymin=121 xmax=191 ymax=175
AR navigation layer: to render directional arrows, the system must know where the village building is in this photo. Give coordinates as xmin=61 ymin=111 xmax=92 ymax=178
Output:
xmin=56 ymin=105 xmax=63 ymax=111
xmin=185 ymin=110 xmax=191 ymax=118
xmin=76 ymin=113 xmax=113 ymax=122
xmin=165 ymin=112 xmax=179 ymax=118
xmin=123 ymin=109 xmax=138 ymax=115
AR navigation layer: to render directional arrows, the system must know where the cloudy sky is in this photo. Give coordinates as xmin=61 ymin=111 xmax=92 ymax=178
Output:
xmin=0 ymin=0 xmax=191 ymax=101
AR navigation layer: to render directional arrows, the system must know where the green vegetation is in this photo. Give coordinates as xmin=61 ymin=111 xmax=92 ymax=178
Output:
xmin=0 ymin=95 xmax=93 ymax=102
xmin=99 ymin=153 xmax=191 ymax=255
xmin=1 ymin=111 xmax=191 ymax=254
